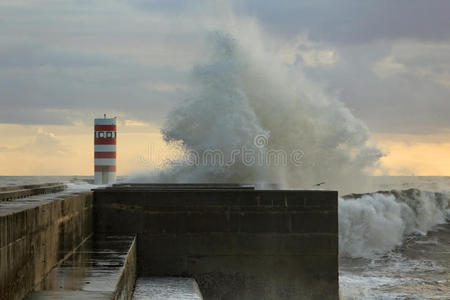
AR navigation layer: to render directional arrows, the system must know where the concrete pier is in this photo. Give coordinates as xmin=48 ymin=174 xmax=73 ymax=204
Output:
xmin=94 ymin=184 xmax=339 ymax=300
xmin=1 ymin=183 xmax=338 ymax=299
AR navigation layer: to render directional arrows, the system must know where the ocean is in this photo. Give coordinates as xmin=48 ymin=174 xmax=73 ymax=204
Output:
xmin=339 ymin=177 xmax=450 ymax=299
xmin=1 ymin=175 xmax=449 ymax=299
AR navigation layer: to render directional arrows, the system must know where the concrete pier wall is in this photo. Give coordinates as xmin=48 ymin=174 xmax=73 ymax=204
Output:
xmin=0 ymin=192 xmax=93 ymax=300
xmin=0 ymin=183 xmax=66 ymax=202
xmin=113 ymin=237 xmax=137 ymax=300
xmin=94 ymin=188 xmax=338 ymax=300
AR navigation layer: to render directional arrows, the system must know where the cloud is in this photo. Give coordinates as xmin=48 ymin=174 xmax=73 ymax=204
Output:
xmin=301 ymin=40 xmax=450 ymax=134
xmin=232 ymin=0 xmax=450 ymax=44
xmin=0 ymin=42 xmax=188 ymax=125
xmin=126 ymin=0 xmax=196 ymax=12
xmin=0 ymin=129 xmax=70 ymax=156
xmin=0 ymin=0 xmax=449 ymax=137
xmin=373 ymin=56 xmax=406 ymax=79
xmin=0 ymin=44 xmax=112 ymax=68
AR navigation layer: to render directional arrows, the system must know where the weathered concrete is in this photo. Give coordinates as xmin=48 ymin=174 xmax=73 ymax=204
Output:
xmin=26 ymin=235 xmax=137 ymax=300
xmin=110 ymin=183 xmax=255 ymax=191
xmin=0 ymin=191 xmax=93 ymax=300
xmin=23 ymin=291 xmax=114 ymax=300
xmin=114 ymin=236 xmax=137 ymax=300
xmin=0 ymin=183 xmax=66 ymax=202
xmin=133 ymin=277 xmax=203 ymax=299
xmin=94 ymin=185 xmax=338 ymax=300
xmin=0 ymin=183 xmax=65 ymax=192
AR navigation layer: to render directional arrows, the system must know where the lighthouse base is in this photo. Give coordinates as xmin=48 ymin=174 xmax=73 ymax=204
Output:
xmin=95 ymin=171 xmax=116 ymax=185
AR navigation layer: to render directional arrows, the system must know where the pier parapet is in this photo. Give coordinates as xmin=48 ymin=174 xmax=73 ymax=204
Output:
xmin=0 ymin=190 xmax=93 ymax=300
xmin=0 ymin=183 xmax=66 ymax=202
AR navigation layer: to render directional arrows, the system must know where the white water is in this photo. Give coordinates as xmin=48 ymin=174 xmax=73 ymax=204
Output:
xmin=339 ymin=188 xmax=450 ymax=299
xmin=339 ymin=189 xmax=449 ymax=258
xmin=130 ymin=27 xmax=382 ymax=194
xmin=66 ymin=182 xmax=101 ymax=191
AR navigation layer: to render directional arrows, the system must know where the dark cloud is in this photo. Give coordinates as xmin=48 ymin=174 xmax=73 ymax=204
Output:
xmin=302 ymin=43 xmax=450 ymax=134
xmin=0 ymin=44 xmax=188 ymax=125
xmin=233 ymin=0 xmax=450 ymax=44
xmin=0 ymin=0 xmax=449 ymax=136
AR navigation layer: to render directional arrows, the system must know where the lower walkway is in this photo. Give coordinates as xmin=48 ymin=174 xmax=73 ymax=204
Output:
xmin=132 ymin=277 xmax=203 ymax=300
xmin=24 ymin=235 xmax=136 ymax=300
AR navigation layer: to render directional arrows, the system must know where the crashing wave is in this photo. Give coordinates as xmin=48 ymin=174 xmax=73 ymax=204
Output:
xmin=130 ymin=31 xmax=382 ymax=194
xmin=339 ymin=188 xmax=449 ymax=258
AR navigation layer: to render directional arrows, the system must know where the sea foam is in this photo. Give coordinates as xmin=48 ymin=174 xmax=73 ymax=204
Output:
xmin=339 ymin=189 xmax=449 ymax=258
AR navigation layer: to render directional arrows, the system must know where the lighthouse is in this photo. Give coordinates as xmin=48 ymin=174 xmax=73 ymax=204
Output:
xmin=94 ymin=115 xmax=117 ymax=184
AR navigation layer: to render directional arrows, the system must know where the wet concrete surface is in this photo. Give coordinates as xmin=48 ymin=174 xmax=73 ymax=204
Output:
xmin=1 ymin=190 xmax=94 ymax=300
xmin=24 ymin=235 xmax=135 ymax=299
xmin=0 ymin=190 xmax=89 ymax=215
xmin=132 ymin=277 xmax=203 ymax=300
xmin=24 ymin=291 xmax=113 ymax=300
xmin=0 ymin=183 xmax=66 ymax=202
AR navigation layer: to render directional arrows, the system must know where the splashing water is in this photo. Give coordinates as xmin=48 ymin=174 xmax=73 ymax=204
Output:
xmin=339 ymin=189 xmax=449 ymax=258
xmin=128 ymin=22 xmax=449 ymax=267
xmin=131 ymin=31 xmax=382 ymax=193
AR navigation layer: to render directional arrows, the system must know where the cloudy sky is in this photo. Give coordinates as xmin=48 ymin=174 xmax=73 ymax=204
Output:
xmin=1 ymin=0 xmax=449 ymax=176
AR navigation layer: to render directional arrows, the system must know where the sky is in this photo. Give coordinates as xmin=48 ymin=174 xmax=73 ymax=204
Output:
xmin=0 ymin=0 xmax=449 ymax=176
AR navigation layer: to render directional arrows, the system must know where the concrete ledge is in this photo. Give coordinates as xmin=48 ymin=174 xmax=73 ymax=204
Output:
xmin=26 ymin=235 xmax=137 ymax=300
xmin=113 ymin=237 xmax=137 ymax=300
xmin=93 ymin=190 xmax=337 ymax=209
xmin=0 ymin=183 xmax=66 ymax=202
xmin=0 ymin=183 xmax=65 ymax=192
xmin=24 ymin=291 xmax=113 ymax=300
xmin=133 ymin=277 xmax=203 ymax=299
xmin=110 ymin=183 xmax=254 ymax=190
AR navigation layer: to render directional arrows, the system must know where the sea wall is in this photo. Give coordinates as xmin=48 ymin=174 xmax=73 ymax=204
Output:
xmin=0 ymin=183 xmax=66 ymax=202
xmin=94 ymin=188 xmax=338 ymax=300
xmin=0 ymin=192 xmax=93 ymax=300
xmin=113 ymin=236 xmax=137 ymax=300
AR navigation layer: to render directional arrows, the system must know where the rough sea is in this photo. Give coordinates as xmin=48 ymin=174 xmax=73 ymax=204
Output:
xmin=1 ymin=175 xmax=449 ymax=299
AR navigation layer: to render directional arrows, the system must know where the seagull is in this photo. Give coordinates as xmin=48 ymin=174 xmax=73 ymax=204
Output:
xmin=313 ymin=182 xmax=325 ymax=187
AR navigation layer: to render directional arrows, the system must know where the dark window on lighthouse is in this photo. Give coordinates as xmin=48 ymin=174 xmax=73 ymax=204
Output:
xmin=106 ymin=132 xmax=112 ymax=138
xmin=99 ymin=132 xmax=104 ymax=138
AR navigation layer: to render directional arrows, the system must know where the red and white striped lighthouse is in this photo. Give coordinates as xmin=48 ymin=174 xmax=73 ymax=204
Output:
xmin=94 ymin=115 xmax=117 ymax=184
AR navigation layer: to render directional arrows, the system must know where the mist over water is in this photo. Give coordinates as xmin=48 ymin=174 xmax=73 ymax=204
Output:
xmin=132 ymin=29 xmax=382 ymax=193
